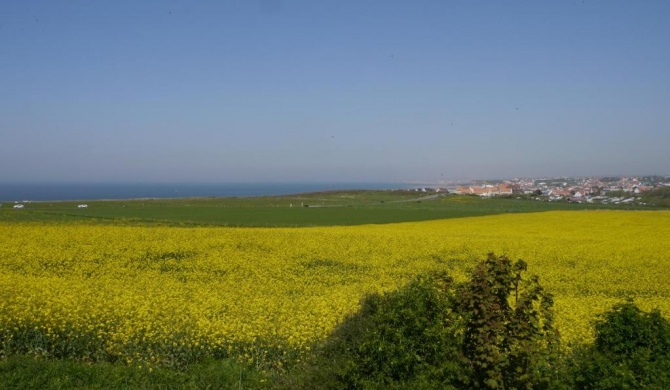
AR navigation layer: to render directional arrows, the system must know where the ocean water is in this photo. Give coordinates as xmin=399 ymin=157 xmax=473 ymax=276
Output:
xmin=0 ymin=182 xmax=413 ymax=202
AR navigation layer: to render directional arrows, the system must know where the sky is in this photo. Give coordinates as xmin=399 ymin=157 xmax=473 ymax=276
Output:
xmin=1 ymin=0 xmax=668 ymax=183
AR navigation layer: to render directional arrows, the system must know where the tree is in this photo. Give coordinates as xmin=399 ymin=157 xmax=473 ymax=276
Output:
xmin=457 ymin=254 xmax=560 ymax=389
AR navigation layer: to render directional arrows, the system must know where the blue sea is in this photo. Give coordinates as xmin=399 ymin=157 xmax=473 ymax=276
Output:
xmin=0 ymin=182 xmax=415 ymax=202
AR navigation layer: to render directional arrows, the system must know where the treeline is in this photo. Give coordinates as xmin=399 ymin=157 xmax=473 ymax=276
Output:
xmin=642 ymin=186 xmax=670 ymax=207
xmin=275 ymin=254 xmax=670 ymax=389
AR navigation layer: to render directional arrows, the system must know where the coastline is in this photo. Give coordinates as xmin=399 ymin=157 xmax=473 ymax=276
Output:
xmin=0 ymin=182 xmax=415 ymax=203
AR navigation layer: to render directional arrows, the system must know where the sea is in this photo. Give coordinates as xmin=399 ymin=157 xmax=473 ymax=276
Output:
xmin=0 ymin=182 xmax=416 ymax=202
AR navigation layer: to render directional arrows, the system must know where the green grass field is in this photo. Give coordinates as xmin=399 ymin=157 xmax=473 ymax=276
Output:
xmin=0 ymin=191 xmax=655 ymax=226
xmin=0 ymin=356 xmax=265 ymax=390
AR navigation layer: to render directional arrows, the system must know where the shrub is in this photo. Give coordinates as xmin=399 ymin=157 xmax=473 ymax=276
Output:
xmin=457 ymin=254 xmax=560 ymax=389
xmin=569 ymin=301 xmax=670 ymax=389
xmin=276 ymin=272 xmax=465 ymax=389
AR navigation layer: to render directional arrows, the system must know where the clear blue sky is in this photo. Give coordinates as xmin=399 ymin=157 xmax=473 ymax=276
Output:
xmin=1 ymin=0 xmax=668 ymax=183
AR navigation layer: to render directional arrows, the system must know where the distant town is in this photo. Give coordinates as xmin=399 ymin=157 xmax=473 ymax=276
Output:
xmin=412 ymin=175 xmax=670 ymax=205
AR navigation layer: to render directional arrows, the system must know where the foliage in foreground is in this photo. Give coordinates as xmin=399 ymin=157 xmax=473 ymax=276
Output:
xmin=566 ymin=301 xmax=670 ymax=389
xmin=279 ymin=254 xmax=561 ymax=389
xmin=457 ymin=255 xmax=560 ymax=389
xmin=0 ymin=357 xmax=266 ymax=390
xmin=277 ymin=272 xmax=463 ymax=389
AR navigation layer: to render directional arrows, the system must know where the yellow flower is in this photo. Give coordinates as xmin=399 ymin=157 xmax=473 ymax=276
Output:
xmin=1 ymin=210 xmax=668 ymax=367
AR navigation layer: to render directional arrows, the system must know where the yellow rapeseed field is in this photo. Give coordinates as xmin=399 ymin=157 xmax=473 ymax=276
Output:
xmin=1 ymin=211 xmax=669 ymax=368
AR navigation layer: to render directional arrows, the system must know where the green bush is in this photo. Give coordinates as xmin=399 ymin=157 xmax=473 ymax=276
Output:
xmin=276 ymin=272 xmax=465 ymax=389
xmin=328 ymin=274 xmax=462 ymax=388
xmin=457 ymin=254 xmax=560 ymax=389
xmin=568 ymin=301 xmax=670 ymax=389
